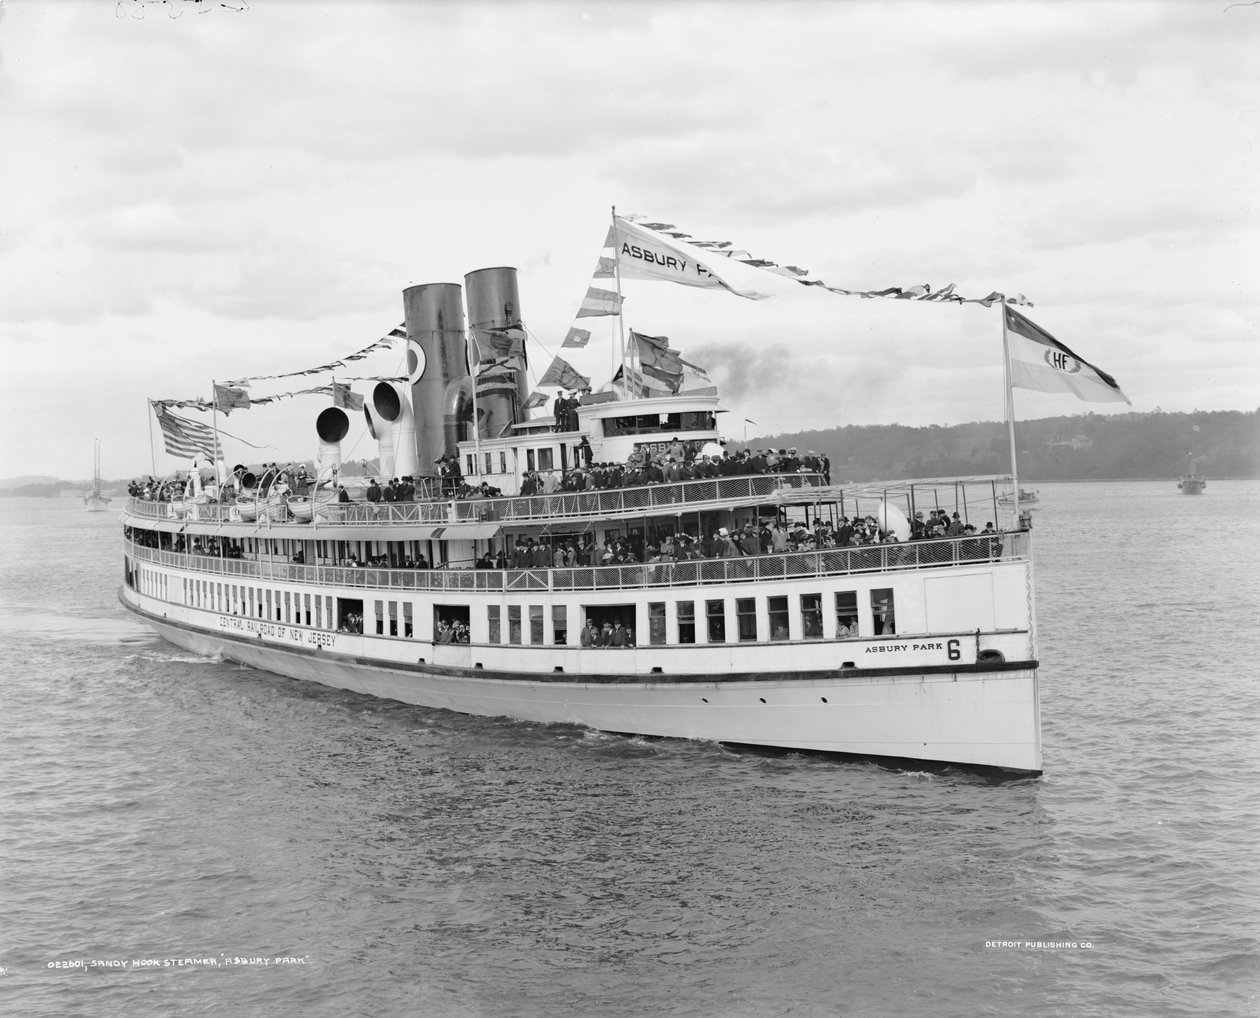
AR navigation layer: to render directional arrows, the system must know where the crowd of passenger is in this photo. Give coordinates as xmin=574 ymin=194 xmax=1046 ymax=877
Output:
xmin=434 ymin=618 xmax=471 ymax=644
xmin=128 ymin=443 xmax=831 ymax=511
xmin=518 ymin=443 xmax=830 ymax=496
xmin=579 ymin=620 xmax=636 ymax=647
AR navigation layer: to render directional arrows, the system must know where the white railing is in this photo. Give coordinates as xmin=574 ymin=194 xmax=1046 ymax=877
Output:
xmin=124 ymin=473 xmax=828 ymax=527
xmin=127 ymin=532 xmax=1028 ymax=594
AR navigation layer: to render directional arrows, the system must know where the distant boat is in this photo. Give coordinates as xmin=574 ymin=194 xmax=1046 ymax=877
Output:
xmin=1178 ymin=456 xmax=1206 ymax=494
xmin=998 ymin=488 xmax=1039 ymax=506
xmin=84 ymin=439 xmax=112 ymax=512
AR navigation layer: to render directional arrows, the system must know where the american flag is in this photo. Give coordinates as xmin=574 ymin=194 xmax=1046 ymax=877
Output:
xmin=154 ymin=405 xmax=217 ymax=459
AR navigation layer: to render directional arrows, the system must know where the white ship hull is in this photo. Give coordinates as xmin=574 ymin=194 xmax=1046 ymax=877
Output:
xmin=121 ymin=586 xmax=1042 ymax=774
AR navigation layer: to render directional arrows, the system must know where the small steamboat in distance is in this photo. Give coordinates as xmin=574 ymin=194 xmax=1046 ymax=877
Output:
xmin=114 ymin=213 xmax=1135 ymax=777
xmin=1178 ymin=456 xmax=1206 ymax=494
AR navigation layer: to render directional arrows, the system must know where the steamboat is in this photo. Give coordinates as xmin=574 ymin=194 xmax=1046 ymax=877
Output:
xmin=120 ymin=229 xmax=1045 ymax=775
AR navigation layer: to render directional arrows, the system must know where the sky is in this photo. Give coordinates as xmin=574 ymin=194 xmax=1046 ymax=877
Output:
xmin=0 ymin=0 xmax=1256 ymax=481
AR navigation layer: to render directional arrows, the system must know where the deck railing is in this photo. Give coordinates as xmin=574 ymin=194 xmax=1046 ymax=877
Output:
xmin=124 ymin=473 xmax=829 ymax=527
xmin=127 ymin=531 xmax=1029 ymax=594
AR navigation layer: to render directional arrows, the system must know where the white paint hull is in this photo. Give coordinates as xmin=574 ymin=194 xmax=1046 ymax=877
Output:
xmin=124 ymin=588 xmax=1042 ymax=774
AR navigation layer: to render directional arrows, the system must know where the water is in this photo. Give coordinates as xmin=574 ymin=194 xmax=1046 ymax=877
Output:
xmin=0 ymin=483 xmax=1256 ymax=1017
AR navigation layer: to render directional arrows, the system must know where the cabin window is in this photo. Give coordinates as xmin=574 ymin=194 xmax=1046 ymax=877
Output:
xmin=648 ymin=602 xmax=666 ymax=646
xmin=375 ymin=599 xmax=385 ymax=635
xmin=736 ymin=597 xmax=757 ymax=642
xmin=871 ymin=588 xmax=896 ymax=635
xmin=302 ymin=593 xmax=311 ymax=626
xmin=487 ymin=605 xmax=501 ymax=644
xmin=508 ymin=605 xmax=522 ymax=644
xmin=530 ymin=605 xmax=544 ymax=644
xmin=337 ymin=598 xmax=363 ymax=633
xmin=265 ymin=589 xmax=272 ymax=619
xmin=401 ymin=602 xmax=413 ymax=638
xmin=434 ymin=605 xmax=470 ymax=643
xmin=553 ymin=605 xmax=567 ymax=645
xmin=499 ymin=451 xmax=507 ymax=473
xmin=706 ymin=600 xmax=726 ymax=643
xmin=526 ymin=449 xmax=536 ymax=472
xmin=387 ymin=600 xmax=398 ymax=636
xmin=537 ymin=448 xmax=554 ymax=472
xmin=315 ymin=595 xmax=323 ymax=629
xmin=768 ymin=596 xmax=790 ymax=641
xmin=466 ymin=454 xmax=475 ymax=477
xmin=484 ymin=452 xmax=493 ymax=475
xmin=677 ymin=601 xmax=696 ymax=644
xmin=801 ymin=593 xmax=823 ymax=640
xmin=835 ymin=591 xmax=858 ymax=638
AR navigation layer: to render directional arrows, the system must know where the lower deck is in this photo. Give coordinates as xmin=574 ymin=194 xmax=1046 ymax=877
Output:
xmin=122 ymin=589 xmax=1043 ymax=774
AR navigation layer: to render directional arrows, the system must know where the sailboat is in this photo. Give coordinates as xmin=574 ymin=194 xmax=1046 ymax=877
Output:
xmin=84 ymin=438 xmax=113 ymax=512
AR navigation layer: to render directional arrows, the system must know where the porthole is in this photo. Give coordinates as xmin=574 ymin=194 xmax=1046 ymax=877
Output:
xmin=759 ymin=697 xmax=767 ymax=704
xmin=820 ymin=697 xmax=828 ymax=704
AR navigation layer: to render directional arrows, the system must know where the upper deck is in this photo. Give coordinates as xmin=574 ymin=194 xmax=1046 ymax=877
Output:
xmin=123 ymin=471 xmax=833 ymax=533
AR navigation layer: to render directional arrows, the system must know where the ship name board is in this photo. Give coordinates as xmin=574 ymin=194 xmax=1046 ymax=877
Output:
xmin=218 ymin=615 xmax=337 ymax=649
xmin=865 ymin=638 xmax=963 ymax=661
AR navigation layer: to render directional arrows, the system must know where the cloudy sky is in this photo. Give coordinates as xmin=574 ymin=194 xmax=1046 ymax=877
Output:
xmin=1 ymin=0 xmax=1255 ymax=480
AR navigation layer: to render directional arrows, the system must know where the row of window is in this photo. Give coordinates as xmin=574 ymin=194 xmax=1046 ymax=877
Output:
xmin=133 ymin=559 xmax=897 ymax=647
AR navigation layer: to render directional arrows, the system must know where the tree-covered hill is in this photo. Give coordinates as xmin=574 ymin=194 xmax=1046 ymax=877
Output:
xmin=753 ymin=409 xmax=1259 ymax=482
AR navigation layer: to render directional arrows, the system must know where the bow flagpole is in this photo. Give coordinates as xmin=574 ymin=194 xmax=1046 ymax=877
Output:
xmin=611 ymin=205 xmax=630 ymax=400
xmin=999 ymin=307 xmax=1020 ymax=519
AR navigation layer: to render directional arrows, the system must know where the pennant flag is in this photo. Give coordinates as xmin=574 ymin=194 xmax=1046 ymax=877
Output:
xmin=538 ymin=356 xmax=590 ymax=391
xmin=612 ymin=217 xmax=771 ymax=299
xmin=1004 ymin=307 xmax=1130 ymax=405
xmin=630 ymin=330 xmax=683 ymax=390
xmin=331 ymin=382 xmax=364 ymax=412
xmin=213 ymin=383 xmax=251 ymax=414
xmin=621 ymin=214 xmax=1034 ymax=307
xmin=561 ymin=326 xmax=591 ymax=349
xmin=592 ymin=256 xmax=618 ymax=279
xmin=523 ymin=390 xmax=550 ymax=411
xmin=576 ymin=286 xmax=622 ymax=319
xmin=154 ymin=405 xmax=218 ymax=459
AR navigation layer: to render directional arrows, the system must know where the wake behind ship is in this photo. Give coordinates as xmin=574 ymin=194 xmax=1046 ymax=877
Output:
xmin=116 ymin=214 xmax=1135 ymax=777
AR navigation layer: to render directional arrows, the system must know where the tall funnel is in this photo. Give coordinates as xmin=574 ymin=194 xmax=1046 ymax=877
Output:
xmin=403 ymin=282 xmax=469 ymax=474
xmin=465 ymin=267 xmax=528 ymax=439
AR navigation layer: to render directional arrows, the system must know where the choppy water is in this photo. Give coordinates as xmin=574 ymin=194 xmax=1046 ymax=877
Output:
xmin=0 ymin=483 xmax=1256 ymax=1017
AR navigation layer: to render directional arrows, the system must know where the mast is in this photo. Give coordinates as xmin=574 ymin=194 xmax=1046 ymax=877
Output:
xmin=1000 ymin=304 xmax=1020 ymax=521
xmin=611 ymin=205 xmax=630 ymax=400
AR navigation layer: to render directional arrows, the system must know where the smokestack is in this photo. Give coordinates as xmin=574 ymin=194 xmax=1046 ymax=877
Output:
xmin=465 ymin=267 xmax=527 ymax=439
xmin=403 ymin=282 xmax=469 ymax=473
xmin=315 ymin=407 xmax=350 ymax=483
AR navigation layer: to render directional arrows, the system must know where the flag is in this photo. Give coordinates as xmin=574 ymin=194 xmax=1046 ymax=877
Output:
xmin=332 ymin=382 xmax=364 ymax=412
xmin=592 ymin=256 xmax=617 ymax=279
xmin=1004 ymin=307 xmax=1130 ymax=404
xmin=612 ymin=217 xmax=771 ymax=299
xmin=630 ymin=330 xmax=683 ymax=390
xmin=213 ymin=383 xmax=251 ymax=414
xmin=576 ymin=286 xmax=622 ymax=319
xmin=477 ymin=324 xmax=527 ymax=362
xmin=538 ymin=356 xmax=590 ymax=391
xmin=561 ymin=326 xmax=591 ymax=349
xmin=522 ymin=390 xmax=550 ymax=411
xmin=154 ymin=405 xmax=218 ymax=459
xmin=678 ymin=358 xmax=717 ymax=395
